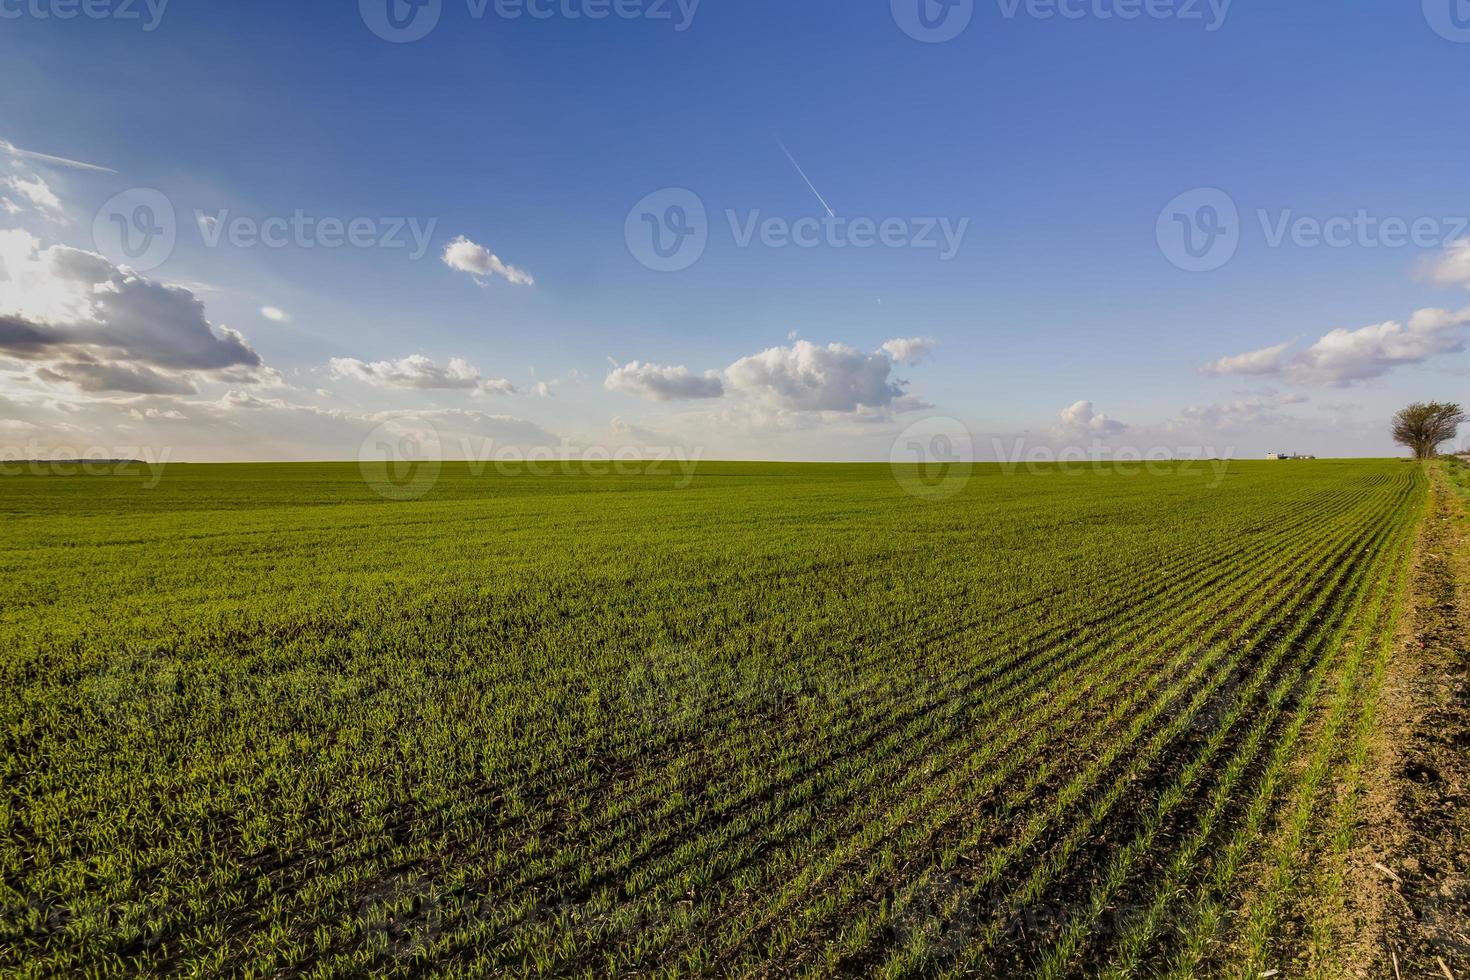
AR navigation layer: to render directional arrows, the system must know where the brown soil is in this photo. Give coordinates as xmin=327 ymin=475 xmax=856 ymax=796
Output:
xmin=1344 ymin=464 xmax=1470 ymax=979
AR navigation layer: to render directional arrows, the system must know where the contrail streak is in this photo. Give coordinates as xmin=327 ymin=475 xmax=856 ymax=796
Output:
xmin=778 ymin=139 xmax=834 ymax=218
xmin=1 ymin=140 xmax=117 ymax=174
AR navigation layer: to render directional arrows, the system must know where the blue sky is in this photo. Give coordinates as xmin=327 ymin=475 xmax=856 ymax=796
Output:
xmin=2 ymin=0 xmax=1469 ymax=462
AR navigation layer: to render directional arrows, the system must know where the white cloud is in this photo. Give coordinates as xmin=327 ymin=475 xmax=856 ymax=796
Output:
xmin=881 ymin=336 xmax=937 ymax=366
xmin=127 ymin=406 xmax=187 ymax=421
xmin=1201 ymin=306 xmax=1470 ymax=386
xmin=2 ymin=174 xmax=64 ymax=220
xmin=1058 ymin=400 xmax=1127 ymax=435
xmin=604 ymin=360 xmax=724 ymax=401
xmin=724 ymin=340 xmax=904 ymax=412
xmin=441 ymin=235 xmax=534 ymax=286
xmin=328 ymin=354 xmax=514 ymax=394
xmin=1199 ymin=342 xmax=1292 ymax=378
xmin=260 ymin=306 xmax=291 ymax=323
xmin=1427 ymin=238 xmax=1470 ymax=289
xmin=604 ymin=337 xmax=931 ymax=417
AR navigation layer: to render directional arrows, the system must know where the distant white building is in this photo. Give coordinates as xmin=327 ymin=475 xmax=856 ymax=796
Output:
xmin=1266 ymin=452 xmax=1316 ymax=460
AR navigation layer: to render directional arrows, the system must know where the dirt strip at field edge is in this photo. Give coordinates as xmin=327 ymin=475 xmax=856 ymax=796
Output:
xmin=1341 ymin=461 xmax=1470 ymax=979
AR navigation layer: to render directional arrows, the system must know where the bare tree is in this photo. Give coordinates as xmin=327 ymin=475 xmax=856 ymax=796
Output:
xmin=1391 ymin=402 xmax=1466 ymax=459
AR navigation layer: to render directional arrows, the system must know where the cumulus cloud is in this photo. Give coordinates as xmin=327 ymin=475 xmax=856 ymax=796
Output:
xmin=260 ymin=306 xmax=291 ymax=323
xmin=1427 ymin=238 xmax=1470 ymax=290
xmin=1058 ymin=400 xmax=1127 ymax=435
xmin=0 ymin=229 xmax=262 ymax=394
xmin=604 ymin=360 xmax=724 ymax=401
xmin=441 ymin=235 xmax=535 ymax=286
xmin=725 ymin=340 xmax=904 ymax=412
xmin=881 ymin=336 xmax=937 ymax=366
xmin=604 ymin=336 xmax=932 ymax=416
xmin=328 ymin=354 xmax=514 ymax=394
xmin=1201 ymin=306 xmax=1470 ymax=386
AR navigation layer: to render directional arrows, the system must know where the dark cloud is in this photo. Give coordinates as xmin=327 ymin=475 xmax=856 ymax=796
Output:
xmin=0 ymin=315 xmax=62 ymax=357
xmin=0 ymin=241 xmax=261 ymax=372
xmin=37 ymin=360 xmax=197 ymax=396
xmin=0 ymin=236 xmax=263 ymax=397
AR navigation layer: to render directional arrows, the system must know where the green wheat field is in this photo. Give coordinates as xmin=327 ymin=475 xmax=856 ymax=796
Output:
xmin=0 ymin=459 xmax=1426 ymax=977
